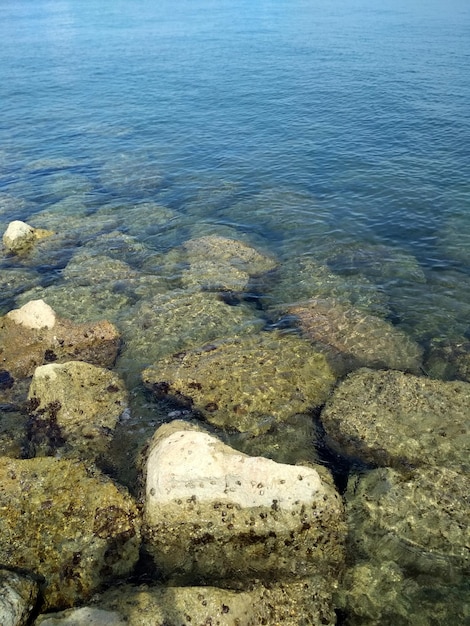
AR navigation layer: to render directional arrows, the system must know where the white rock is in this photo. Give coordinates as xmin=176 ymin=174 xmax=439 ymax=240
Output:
xmin=0 ymin=570 xmax=38 ymax=626
xmin=2 ymin=220 xmax=35 ymax=252
xmin=6 ymin=299 xmax=56 ymax=329
xmin=35 ymin=607 xmax=126 ymax=625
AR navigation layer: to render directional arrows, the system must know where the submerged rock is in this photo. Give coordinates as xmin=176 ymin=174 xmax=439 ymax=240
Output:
xmin=0 ymin=300 xmax=120 ymax=377
xmin=425 ymin=338 xmax=470 ymax=383
xmin=320 ymin=368 xmax=470 ymax=473
xmin=142 ymin=421 xmax=346 ymax=584
xmin=118 ymin=290 xmax=265 ymax=389
xmin=173 ymin=234 xmax=277 ymax=292
xmin=142 ymin=331 xmax=336 ymax=434
xmin=288 ymin=297 xmax=423 ymax=374
xmin=345 ymin=466 xmax=470 ymax=578
xmin=2 ymin=220 xmax=54 ymax=254
xmin=36 ymin=577 xmax=337 ymax=626
xmin=0 ymin=456 xmax=140 ymax=610
xmin=0 ymin=569 xmax=38 ymax=626
xmin=26 ymin=361 xmax=128 ymax=462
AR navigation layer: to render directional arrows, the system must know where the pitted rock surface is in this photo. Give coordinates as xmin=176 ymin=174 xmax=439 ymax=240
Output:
xmin=320 ymin=368 xmax=470 ymax=472
xmin=143 ymin=331 xmax=336 ymax=434
xmin=142 ymin=421 xmax=346 ymax=583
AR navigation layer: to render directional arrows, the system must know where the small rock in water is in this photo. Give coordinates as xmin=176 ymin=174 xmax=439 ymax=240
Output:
xmin=2 ymin=220 xmax=54 ymax=254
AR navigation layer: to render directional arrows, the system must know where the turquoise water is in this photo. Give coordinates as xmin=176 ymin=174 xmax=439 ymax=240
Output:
xmin=1 ymin=0 xmax=470 ymax=620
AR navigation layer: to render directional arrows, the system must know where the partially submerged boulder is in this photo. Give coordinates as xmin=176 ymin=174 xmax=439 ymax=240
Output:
xmin=288 ymin=297 xmax=423 ymax=374
xmin=36 ymin=577 xmax=337 ymax=626
xmin=345 ymin=466 xmax=470 ymax=578
xmin=142 ymin=421 xmax=346 ymax=584
xmin=26 ymin=361 xmax=128 ymax=462
xmin=0 ymin=456 xmax=141 ymax=610
xmin=143 ymin=331 xmax=336 ymax=434
xmin=320 ymin=368 xmax=470 ymax=473
xmin=0 ymin=300 xmax=120 ymax=378
xmin=0 ymin=569 xmax=39 ymax=626
xmin=2 ymin=220 xmax=54 ymax=254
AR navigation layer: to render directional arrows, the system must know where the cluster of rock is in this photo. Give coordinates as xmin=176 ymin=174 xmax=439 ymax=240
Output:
xmin=0 ymin=294 xmax=347 ymax=624
xmin=2 ymin=219 xmax=468 ymax=625
xmin=321 ymin=368 xmax=470 ymax=623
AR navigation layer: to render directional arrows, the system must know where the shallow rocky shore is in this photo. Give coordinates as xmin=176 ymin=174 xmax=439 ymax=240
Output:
xmin=0 ymin=223 xmax=469 ymax=624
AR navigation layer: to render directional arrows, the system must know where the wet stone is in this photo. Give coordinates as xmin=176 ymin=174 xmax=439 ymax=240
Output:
xmin=142 ymin=331 xmax=336 ymax=434
xmin=0 ymin=568 xmax=39 ymax=626
xmin=142 ymin=421 xmax=346 ymax=584
xmin=345 ymin=466 xmax=470 ymax=578
xmin=0 ymin=456 xmax=141 ymax=611
xmin=26 ymin=361 xmax=128 ymax=462
xmin=320 ymin=368 xmax=470 ymax=473
xmin=288 ymin=297 xmax=423 ymax=374
xmin=0 ymin=300 xmax=120 ymax=378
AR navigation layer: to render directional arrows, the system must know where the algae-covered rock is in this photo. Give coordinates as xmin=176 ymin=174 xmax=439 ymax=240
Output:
xmin=26 ymin=361 xmax=128 ymax=462
xmin=0 ymin=300 xmax=120 ymax=377
xmin=289 ymin=298 xmax=423 ymax=374
xmin=0 ymin=456 xmax=140 ymax=610
xmin=118 ymin=291 xmax=265 ymax=389
xmin=345 ymin=466 xmax=470 ymax=578
xmin=336 ymin=560 xmax=470 ymax=626
xmin=425 ymin=338 xmax=470 ymax=383
xmin=143 ymin=331 xmax=336 ymax=434
xmin=2 ymin=220 xmax=54 ymax=254
xmin=174 ymin=235 xmax=277 ymax=292
xmin=142 ymin=421 xmax=346 ymax=584
xmin=37 ymin=577 xmax=338 ymax=626
xmin=0 ymin=569 xmax=39 ymax=626
xmin=262 ymin=255 xmax=390 ymax=317
xmin=320 ymin=368 xmax=470 ymax=473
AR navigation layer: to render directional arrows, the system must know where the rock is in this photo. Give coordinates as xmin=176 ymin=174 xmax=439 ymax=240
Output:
xmin=0 ymin=300 xmax=120 ymax=378
xmin=345 ymin=466 xmax=470 ymax=577
xmin=7 ymin=299 xmax=56 ymax=329
xmin=36 ymin=577 xmax=337 ymax=626
xmin=174 ymin=235 xmax=277 ymax=292
xmin=143 ymin=331 xmax=336 ymax=434
xmin=2 ymin=220 xmax=54 ymax=254
xmin=142 ymin=421 xmax=346 ymax=584
xmin=425 ymin=338 xmax=470 ymax=383
xmin=35 ymin=607 xmax=126 ymax=625
xmin=0 ymin=569 xmax=39 ymax=626
xmin=26 ymin=361 xmax=128 ymax=462
xmin=288 ymin=297 xmax=423 ymax=374
xmin=320 ymin=368 xmax=470 ymax=472
xmin=336 ymin=560 xmax=470 ymax=626
xmin=117 ymin=290 xmax=264 ymax=390
xmin=0 ymin=456 xmax=140 ymax=610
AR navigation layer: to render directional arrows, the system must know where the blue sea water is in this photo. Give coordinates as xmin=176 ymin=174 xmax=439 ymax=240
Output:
xmin=1 ymin=0 xmax=470 ymax=620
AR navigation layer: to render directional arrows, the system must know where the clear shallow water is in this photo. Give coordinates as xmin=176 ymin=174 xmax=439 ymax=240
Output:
xmin=1 ymin=0 xmax=470 ymax=620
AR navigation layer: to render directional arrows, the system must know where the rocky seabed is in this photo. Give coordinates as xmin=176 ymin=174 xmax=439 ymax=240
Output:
xmin=0 ymin=222 xmax=468 ymax=625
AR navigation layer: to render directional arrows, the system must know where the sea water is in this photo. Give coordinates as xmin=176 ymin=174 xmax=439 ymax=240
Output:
xmin=1 ymin=0 xmax=469 ymax=621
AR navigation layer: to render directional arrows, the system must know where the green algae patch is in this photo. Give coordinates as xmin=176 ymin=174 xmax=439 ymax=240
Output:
xmin=143 ymin=331 xmax=336 ymax=434
xmin=0 ymin=457 xmax=141 ymax=611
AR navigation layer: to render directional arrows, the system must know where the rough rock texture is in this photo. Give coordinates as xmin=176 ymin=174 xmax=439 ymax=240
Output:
xmin=26 ymin=361 xmax=128 ymax=462
xmin=345 ymin=466 xmax=470 ymax=578
xmin=0 ymin=300 xmax=120 ymax=378
xmin=35 ymin=607 xmax=127 ymax=625
xmin=118 ymin=290 xmax=265 ymax=389
xmin=179 ymin=235 xmax=277 ymax=292
xmin=36 ymin=578 xmax=337 ymax=626
xmin=336 ymin=560 xmax=470 ymax=626
xmin=425 ymin=338 xmax=470 ymax=383
xmin=262 ymin=256 xmax=390 ymax=317
xmin=0 ymin=456 xmax=141 ymax=610
xmin=2 ymin=220 xmax=54 ymax=254
xmin=142 ymin=421 xmax=346 ymax=584
xmin=143 ymin=331 xmax=336 ymax=434
xmin=320 ymin=368 xmax=470 ymax=472
xmin=288 ymin=297 xmax=423 ymax=374
xmin=0 ymin=569 xmax=39 ymax=626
